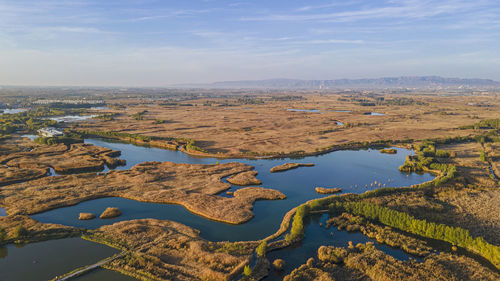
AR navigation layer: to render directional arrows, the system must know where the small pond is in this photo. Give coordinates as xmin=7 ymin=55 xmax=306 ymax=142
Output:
xmin=286 ymin=109 xmax=320 ymax=113
xmin=0 ymin=237 xmax=119 ymax=281
xmin=0 ymin=109 xmax=28 ymax=114
xmin=48 ymin=115 xmax=97 ymax=123
xmin=364 ymin=112 xmax=385 ymax=116
xmin=0 ymin=207 xmax=6 ymax=217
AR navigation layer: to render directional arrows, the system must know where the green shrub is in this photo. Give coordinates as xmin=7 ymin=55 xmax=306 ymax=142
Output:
xmin=13 ymin=226 xmax=28 ymax=238
xmin=285 ymin=205 xmax=310 ymax=242
xmin=435 ymin=150 xmax=450 ymax=158
xmin=256 ymin=241 xmax=267 ymax=257
xmin=243 ymin=265 xmax=252 ymax=276
xmin=0 ymin=228 xmax=6 ymax=242
xmin=480 ymin=150 xmax=486 ymax=162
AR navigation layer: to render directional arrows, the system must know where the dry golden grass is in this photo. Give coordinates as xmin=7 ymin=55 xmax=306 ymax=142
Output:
xmin=99 ymin=207 xmax=122 ymax=219
xmin=270 ymin=163 xmax=315 ymax=173
xmin=226 ymin=170 xmax=262 ymax=186
xmin=94 ymin=219 xmax=251 ymax=281
xmin=364 ymin=142 xmax=500 ymax=245
xmin=0 ymin=215 xmax=79 ymax=243
xmin=76 ymin=94 xmax=499 ymax=157
xmin=0 ymin=140 xmax=124 ymax=182
xmin=285 ymin=243 xmax=499 ymax=281
xmin=315 ymin=187 xmax=342 ymax=194
xmin=0 ymin=161 xmax=285 ymax=224
xmin=78 ymin=213 xmax=96 ymax=220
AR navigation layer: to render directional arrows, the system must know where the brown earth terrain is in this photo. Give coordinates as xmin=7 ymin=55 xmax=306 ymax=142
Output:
xmin=74 ymin=94 xmax=500 ymax=157
xmin=0 ymin=161 xmax=285 ymax=224
xmin=90 ymin=219 xmax=253 ymax=281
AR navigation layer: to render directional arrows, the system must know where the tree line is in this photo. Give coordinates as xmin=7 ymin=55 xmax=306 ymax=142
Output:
xmin=329 ymin=201 xmax=500 ymax=269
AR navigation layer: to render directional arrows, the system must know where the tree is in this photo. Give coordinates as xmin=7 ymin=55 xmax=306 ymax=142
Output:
xmin=243 ymin=265 xmax=252 ymax=276
xmin=0 ymin=228 xmax=6 ymax=242
xmin=256 ymin=241 xmax=267 ymax=257
xmin=13 ymin=226 xmax=27 ymax=238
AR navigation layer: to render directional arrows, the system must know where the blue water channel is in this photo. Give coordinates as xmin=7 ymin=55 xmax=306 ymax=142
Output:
xmin=265 ymin=214 xmax=421 ymax=280
xmin=32 ymin=138 xmax=433 ymax=243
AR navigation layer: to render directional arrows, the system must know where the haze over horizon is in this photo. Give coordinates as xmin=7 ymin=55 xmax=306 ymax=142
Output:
xmin=1 ymin=0 xmax=499 ymax=87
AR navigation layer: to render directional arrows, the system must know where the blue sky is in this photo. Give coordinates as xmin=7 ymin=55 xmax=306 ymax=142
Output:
xmin=0 ymin=0 xmax=499 ymax=86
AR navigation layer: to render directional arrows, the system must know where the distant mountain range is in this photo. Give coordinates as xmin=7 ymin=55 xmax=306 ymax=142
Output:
xmin=195 ymin=76 xmax=500 ymax=89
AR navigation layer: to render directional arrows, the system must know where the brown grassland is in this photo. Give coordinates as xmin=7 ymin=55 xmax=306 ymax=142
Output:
xmin=74 ymin=93 xmax=499 ymax=157
xmin=0 ymin=160 xmax=285 ymax=224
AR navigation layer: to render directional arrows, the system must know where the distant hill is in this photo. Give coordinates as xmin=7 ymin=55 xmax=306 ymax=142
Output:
xmin=205 ymin=76 xmax=500 ymax=89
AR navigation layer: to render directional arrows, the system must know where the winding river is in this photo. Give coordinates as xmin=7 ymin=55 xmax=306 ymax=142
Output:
xmin=5 ymin=136 xmax=435 ymax=280
xmin=32 ymin=138 xmax=433 ymax=242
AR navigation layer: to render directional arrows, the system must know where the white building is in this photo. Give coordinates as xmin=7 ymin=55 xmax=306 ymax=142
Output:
xmin=38 ymin=127 xmax=64 ymax=137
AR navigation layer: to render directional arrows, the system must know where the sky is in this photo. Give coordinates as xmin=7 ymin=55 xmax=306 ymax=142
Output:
xmin=0 ymin=0 xmax=499 ymax=86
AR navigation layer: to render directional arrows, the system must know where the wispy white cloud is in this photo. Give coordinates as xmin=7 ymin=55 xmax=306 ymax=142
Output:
xmin=242 ymin=0 xmax=492 ymax=23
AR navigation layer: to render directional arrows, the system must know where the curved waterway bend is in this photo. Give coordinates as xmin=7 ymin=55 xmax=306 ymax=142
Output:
xmin=32 ymin=138 xmax=434 ymax=242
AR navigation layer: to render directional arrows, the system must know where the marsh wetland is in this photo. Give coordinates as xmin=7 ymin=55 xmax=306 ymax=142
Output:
xmin=0 ymin=91 xmax=498 ymax=281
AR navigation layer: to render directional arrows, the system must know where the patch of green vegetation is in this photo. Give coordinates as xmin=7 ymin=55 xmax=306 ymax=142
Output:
xmin=243 ymin=265 xmax=252 ymax=276
xmin=285 ymin=205 xmax=309 ymax=242
xmin=342 ymin=122 xmax=368 ymax=128
xmin=34 ymin=132 xmax=83 ymax=145
xmin=380 ymin=148 xmax=397 ymax=154
xmin=435 ymin=150 xmax=451 ymax=158
xmin=0 ymin=107 xmax=64 ymax=134
xmin=13 ymin=226 xmax=28 ymax=239
xmin=186 ymin=140 xmax=208 ymax=153
xmin=0 ymin=228 xmax=6 ymax=242
xmin=398 ymin=141 xmax=457 ymax=187
xmin=130 ymin=110 xmax=148 ymax=120
xmin=329 ymin=201 xmax=500 ymax=269
xmin=479 ymin=150 xmax=487 ymax=162
xmin=375 ymin=97 xmax=428 ymax=106
xmin=256 ymin=241 xmax=267 ymax=257
xmin=317 ymin=245 xmax=347 ymax=263
xmin=237 ymin=97 xmax=264 ymax=105
xmin=212 ymin=241 xmax=249 ymax=255
xmin=94 ymin=112 xmax=118 ymax=121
